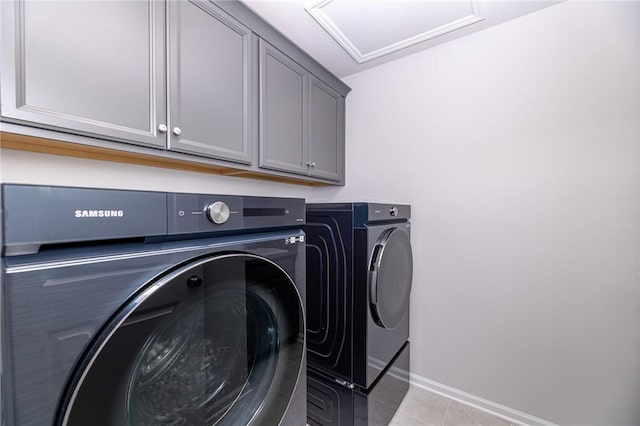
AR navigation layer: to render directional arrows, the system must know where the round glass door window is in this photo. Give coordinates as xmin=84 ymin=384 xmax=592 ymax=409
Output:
xmin=369 ymin=228 xmax=413 ymax=330
xmin=59 ymin=254 xmax=304 ymax=426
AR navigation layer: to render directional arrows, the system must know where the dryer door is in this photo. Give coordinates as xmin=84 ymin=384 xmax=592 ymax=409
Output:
xmin=58 ymin=253 xmax=304 ymax=426
xmin=369 ymin=228 xmax=413 ymax=329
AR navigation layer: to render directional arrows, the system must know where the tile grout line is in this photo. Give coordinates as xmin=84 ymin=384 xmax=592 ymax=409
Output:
xmin=395 ymin=395 xmax=428 ymax=426
xmin=441 ymin=398 xmax=452 ymax=426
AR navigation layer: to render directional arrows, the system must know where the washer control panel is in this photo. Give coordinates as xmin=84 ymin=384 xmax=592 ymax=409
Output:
xmin=0 ymin=185 xmax=306 ymax=254
xmin=168 ymin=193 xmax=305 ymax=235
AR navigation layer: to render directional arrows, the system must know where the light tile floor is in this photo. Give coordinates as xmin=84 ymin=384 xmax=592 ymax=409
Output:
xmin=389 ymin=385 xmax=518 ymax=426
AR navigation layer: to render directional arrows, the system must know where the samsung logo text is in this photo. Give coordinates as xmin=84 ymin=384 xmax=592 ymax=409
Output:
xmin=75 ymin=210 xmax=124 ymax=218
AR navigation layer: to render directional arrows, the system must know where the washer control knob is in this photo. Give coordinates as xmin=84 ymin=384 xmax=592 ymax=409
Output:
xmin=206 ymin=201 xmax=230 ymax=224
xmin=390 ymin=206 xmax=398 ymax=216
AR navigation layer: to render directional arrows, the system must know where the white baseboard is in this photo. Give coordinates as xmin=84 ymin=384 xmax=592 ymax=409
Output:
xmin=409 ymin=373 xmax=558 ymax=426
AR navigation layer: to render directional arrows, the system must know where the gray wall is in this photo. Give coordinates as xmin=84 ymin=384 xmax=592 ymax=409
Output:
xmin=315 ymin=1 xmax=640 ymax=424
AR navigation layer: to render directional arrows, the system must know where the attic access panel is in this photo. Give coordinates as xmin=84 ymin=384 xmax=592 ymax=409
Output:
xmin=306 ymin=0 xmax=486 ymax=63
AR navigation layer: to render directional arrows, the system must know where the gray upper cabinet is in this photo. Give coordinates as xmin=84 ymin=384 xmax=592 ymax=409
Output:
xmin=0 ymin=0 xmax=252 ymax=163
xmin=258 ymin=40 xmax=345 ymax=182
xmin=168 ymin=0 xmax=252 ymax=164
xmin=258 ymin=40 xmax=309 ymax=175
xmin=0 ymin=0 xmax=166 ymax=148
xmin=1 ymin=0 xmax=350 ymax=184
xmin=308 ymin=76 xmax=344 ymax=182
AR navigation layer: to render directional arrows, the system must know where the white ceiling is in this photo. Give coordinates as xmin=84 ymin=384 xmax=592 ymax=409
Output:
xmin=240 ymin=0 xmax=562 ymax=78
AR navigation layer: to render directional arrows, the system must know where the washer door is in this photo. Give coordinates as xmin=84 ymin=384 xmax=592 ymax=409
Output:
xmin=59 ymin=253 xmax=304 ymax=426
xmin=369 ymin=228 xmax=413 ymax=329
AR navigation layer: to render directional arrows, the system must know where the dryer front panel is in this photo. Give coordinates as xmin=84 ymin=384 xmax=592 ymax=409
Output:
xmin=354 ymin=223 xmax=412 ymax=389
xmin=57 ymin=253 xmax=304 ymax=426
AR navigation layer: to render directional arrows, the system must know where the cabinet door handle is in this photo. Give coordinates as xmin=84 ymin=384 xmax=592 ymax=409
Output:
xmin=173 ymin=127 xmax=182 ymax=136
xmin=158 ymin=124 xmax=168 ymax=133
xmin=306 ymin=161 xmax=316 ymax=167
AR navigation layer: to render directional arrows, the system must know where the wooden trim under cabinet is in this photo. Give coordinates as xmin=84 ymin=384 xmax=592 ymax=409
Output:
xmin=0 ymin=132 xmax=328 ymax=186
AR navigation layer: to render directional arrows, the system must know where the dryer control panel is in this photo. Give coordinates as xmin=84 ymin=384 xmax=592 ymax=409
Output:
xmin=366 ymin=204 xmax=410 ymax=222
xmin=359 ymin=203 xmax=411 ymax=225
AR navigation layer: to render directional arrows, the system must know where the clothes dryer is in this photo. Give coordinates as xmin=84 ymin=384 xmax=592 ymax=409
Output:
xmin=304 ymin=203 xmax=412 ymax=425
xmin=1 ymin=184 xmax=307 ymax=426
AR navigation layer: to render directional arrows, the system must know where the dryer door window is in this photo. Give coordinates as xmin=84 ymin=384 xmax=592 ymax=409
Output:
xmin=59 ymin=253 xmax=304 ymax=426
xmin=369 ymin=228 xmax=413 ymax=329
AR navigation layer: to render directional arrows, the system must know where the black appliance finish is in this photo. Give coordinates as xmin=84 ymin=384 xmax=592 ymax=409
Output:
xmin=304 ymin=203 xmax=412 ymax=425
xmin=308 ymin=342 xmax=410 ymax=426
xmin=0 ymin=184 xmax=307 ymax=426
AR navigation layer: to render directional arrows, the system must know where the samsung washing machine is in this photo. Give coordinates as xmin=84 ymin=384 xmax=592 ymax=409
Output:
xmin=0 ymin=184 xmax=307 ymax=426
xmin=304 ymin=203 xmax=412 ymax=425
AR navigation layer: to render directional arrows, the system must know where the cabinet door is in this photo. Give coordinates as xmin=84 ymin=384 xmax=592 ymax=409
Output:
xmin=308 ymin=75 xmax=344 ymax=182
xmin=0 ymin=0 xmax=166 ymax=148
xmin=168 ymin=0 xmax=252 ymax=164
xmin=258 ymin=40 xmax=308 ymax=175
